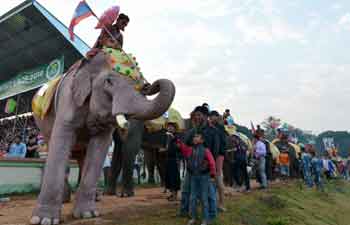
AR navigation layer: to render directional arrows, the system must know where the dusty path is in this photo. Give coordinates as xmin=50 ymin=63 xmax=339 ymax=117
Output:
xmin=0 ymin=187 xmax=176 ymax=225
xmin=0 ymin=181 xmax=278 ymax=225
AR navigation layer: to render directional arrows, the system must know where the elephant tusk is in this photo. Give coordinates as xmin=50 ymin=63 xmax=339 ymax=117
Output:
xmin=116 ymin=114 xmax=128 ymax=129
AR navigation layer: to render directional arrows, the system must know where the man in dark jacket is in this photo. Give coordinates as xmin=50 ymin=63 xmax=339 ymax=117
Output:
xmin=179 ymin=106 xmax=220 ymax=221
xmin=208 ymin=110 xmax=227 ymax=212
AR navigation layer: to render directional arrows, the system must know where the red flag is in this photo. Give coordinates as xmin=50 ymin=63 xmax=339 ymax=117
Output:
xmin=69 ymin=1 xmax=94 ymax=41
xmin=95 ymin=6 xmax=120 ymax=29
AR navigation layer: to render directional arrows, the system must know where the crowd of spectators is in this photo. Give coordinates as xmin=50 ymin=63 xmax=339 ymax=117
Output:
xmin=0 ymin=115 xmax=47 ymax=159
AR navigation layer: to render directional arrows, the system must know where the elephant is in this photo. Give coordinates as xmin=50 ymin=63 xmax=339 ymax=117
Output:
xmin=30 ymin=52 xmax=175 ymax=225
xmin=106 ymin=117 xmax=192 ymax=197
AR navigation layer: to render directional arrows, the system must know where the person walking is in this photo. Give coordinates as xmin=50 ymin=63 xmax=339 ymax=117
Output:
xmin=232 ymin=134 xmax=250 ymax=192
xmin=164 ymin=123 xmax=181 ymax=201
xmin=208 ymin=110 xmax=227 ymax=212
xmin=301 ymin=145 xmax=313 ymax=187
xmin=254 ymin=131 xmax=268 ymax=189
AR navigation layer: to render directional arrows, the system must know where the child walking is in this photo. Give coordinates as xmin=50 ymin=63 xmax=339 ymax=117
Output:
xmin=176 ymin=132 xmax=216 ymax=225
xmin=310 ymin=149 xmax=323 ymax=190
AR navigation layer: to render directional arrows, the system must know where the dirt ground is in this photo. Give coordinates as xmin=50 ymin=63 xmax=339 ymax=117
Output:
xmin=0 ymin=187 xmax=174 ymax=225
xmin=0 ymin=182 xmax=266 ymax=225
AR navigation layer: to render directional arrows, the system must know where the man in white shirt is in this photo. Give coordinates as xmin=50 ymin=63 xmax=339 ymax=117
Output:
xmin=103 ymin=141 xmax=115 ymax=191
xmin=254 ymin=131 xmax=268 ymax=189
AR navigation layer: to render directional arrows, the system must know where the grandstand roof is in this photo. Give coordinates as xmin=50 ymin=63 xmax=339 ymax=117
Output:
xmin=0 ymin=0 xmax=91 ymax=82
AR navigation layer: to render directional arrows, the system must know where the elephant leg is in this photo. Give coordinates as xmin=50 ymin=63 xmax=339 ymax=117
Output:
xmin=31 ymin=125 xmax=76 ymax=225
xmin=73 ymin=130 xmax=113 ymax=219
xmin=106 ymin=131 xmax=123 ymax=195
xmin=63 ymin=166 xmax=72 ymax=203
xmin=120 ymin=120 xmax=143 ymax=197
xmin=156 ymin=151 xmax=167 ymax=187
xmin=144 ymin=149 xmax=156 ymax=184
xmin=76 ymin=152 xmax=86 ymax=187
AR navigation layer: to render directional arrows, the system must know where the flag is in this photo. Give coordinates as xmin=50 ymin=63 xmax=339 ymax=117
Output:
xmin=250 ymin=121 xmax=256 ymax=134
xmin=69 ymin=0 xmax=94 ymax=41
xmin=5 ymin=98 xmax=17 ymax=114
xmin=95 ymin=6 xmax=120 ymax=29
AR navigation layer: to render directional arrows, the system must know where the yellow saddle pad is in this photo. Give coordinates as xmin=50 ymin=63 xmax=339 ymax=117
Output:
xmin=32 ymin=76 xmax=61 ymax=120
xmin=144 ymin=108 xmax=184 ymax=133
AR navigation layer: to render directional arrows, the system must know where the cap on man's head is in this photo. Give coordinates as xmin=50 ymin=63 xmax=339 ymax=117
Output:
xmin=225 ymin=109 xmax=230 ymax=113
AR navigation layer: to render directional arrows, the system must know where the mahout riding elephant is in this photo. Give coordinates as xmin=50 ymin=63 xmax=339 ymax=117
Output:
xmin=30 ymin=52 xmax=175 ymax=225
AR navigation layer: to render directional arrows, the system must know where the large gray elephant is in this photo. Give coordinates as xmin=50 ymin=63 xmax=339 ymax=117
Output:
xmin=30 ymin=52 xmax=175 ymax=225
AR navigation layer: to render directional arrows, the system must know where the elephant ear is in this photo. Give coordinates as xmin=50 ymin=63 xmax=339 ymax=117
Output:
xmin=72 ymin=71 xmax=92 ymax=107
xmin=72 ymin=52 xmax=111 ymax=107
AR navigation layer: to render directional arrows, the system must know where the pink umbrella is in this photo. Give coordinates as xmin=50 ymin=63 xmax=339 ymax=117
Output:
xmin=95 ymin=5 xmax=120 ymax=29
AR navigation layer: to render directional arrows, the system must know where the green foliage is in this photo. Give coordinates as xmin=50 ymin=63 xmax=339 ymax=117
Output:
xmin=113 ymin=181 xmax=350 ymax=225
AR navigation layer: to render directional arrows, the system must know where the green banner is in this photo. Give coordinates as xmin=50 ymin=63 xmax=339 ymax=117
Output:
xmin=0 ymin=57 xmax=64 ymax=100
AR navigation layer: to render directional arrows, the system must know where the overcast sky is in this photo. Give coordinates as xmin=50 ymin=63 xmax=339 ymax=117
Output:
xmin=1 ymin=0 xmax=350 ymax=133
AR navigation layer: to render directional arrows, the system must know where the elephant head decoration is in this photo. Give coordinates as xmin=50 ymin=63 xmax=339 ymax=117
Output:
xmin=30 ymin=51 xmax=175 ymax=225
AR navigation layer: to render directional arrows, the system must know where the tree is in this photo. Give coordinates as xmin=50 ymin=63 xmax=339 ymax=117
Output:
xmin=261 ymin=116 xmax=281 ymax=141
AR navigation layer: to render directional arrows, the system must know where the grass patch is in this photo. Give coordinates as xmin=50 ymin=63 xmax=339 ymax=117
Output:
xmin=117 ymin=180 xmax=350 ymax=225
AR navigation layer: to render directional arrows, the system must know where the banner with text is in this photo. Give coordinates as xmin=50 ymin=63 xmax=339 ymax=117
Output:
xmin=0 ymin=57 xmax=64 ymax=100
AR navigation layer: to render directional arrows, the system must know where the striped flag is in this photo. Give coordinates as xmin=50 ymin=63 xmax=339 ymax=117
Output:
xmin=69 ymin=0 xmax=95 ymax=41
xmin=4 ymin=98 xmax=17 ymax=114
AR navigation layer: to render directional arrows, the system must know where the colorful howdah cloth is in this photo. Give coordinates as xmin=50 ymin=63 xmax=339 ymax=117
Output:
xmin=32 ymin=76 xmax=61 ymax=120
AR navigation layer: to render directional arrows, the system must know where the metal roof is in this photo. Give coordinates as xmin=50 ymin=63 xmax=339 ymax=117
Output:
xmin=0 ymin=0 xmax=91 ymax=83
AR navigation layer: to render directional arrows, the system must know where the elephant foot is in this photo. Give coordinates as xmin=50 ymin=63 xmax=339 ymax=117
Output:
xmin=30 ymin=204 xmax=61 ymax=225
xmin=119 ymin=191 xmax=135 ymax=198
xmin=73 ymin=210 xmax=100 ymax=219
xmin=30 ymin=216 xmax=60 ymax=225
xmin=73 ymin=201 xmax=100 ymax=219
xmin=73 ymin=193 xmax=100 ymax=220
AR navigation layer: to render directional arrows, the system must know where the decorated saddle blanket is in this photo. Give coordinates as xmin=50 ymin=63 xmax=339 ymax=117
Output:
xmin=103 ymin=47 xmax=146 ymax=91
xmin=144 ymin=108 xmax=185 ymax=133
xmin=32 ymin=76 xmax=62 ymax=120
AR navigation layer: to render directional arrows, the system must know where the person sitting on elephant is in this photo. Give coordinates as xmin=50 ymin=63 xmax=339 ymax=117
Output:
xmin=164 ymin=123 xmax=181 ymax=201
xmin=176 ymin=132 xmax=216 ymax=225
xmin=87 ymin=13 xmax=129 ymax=59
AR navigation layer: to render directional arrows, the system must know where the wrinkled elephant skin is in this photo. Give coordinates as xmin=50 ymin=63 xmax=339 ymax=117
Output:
xmin=30 ymin=52 xmax=175 ymax=225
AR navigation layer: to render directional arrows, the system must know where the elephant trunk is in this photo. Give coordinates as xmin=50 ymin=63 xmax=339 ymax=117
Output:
xmin=132 ymin=79 xmax=175 ymax=121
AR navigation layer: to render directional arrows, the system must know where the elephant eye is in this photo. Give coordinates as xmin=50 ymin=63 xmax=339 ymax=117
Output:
xmin=105 ymin=77 xmax=113 ymax=86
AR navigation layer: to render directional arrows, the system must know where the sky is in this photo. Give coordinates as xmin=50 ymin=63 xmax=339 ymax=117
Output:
xmin=1 ymin=0 xmax=350 ymax=133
